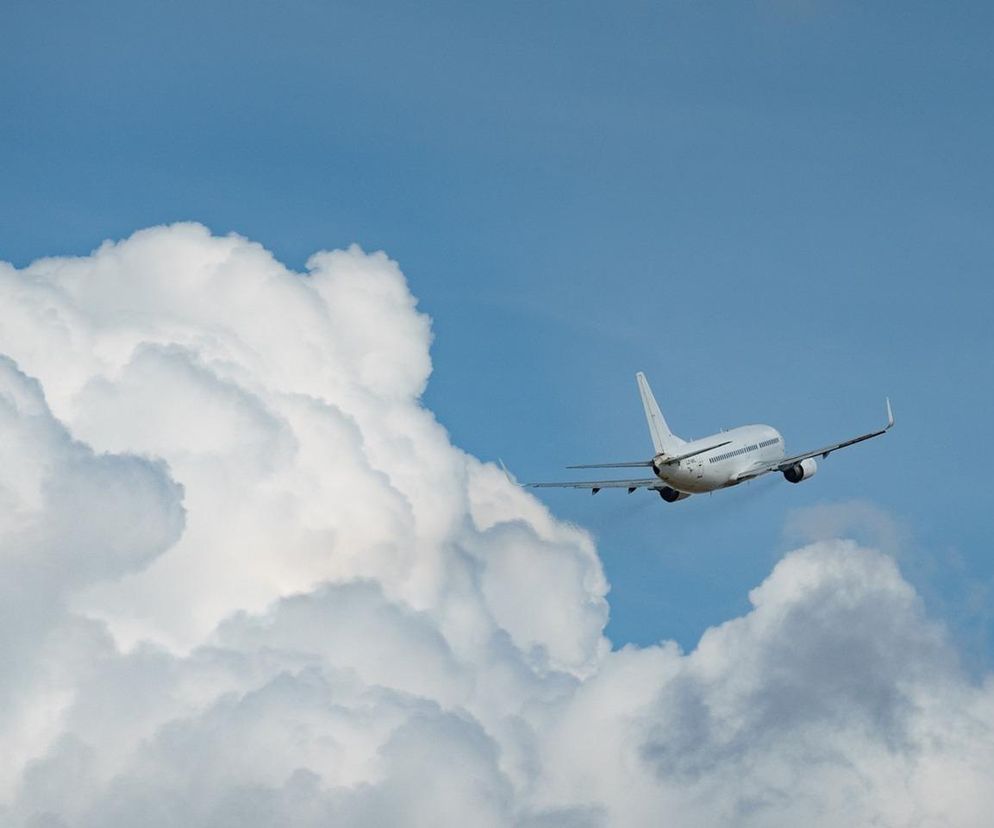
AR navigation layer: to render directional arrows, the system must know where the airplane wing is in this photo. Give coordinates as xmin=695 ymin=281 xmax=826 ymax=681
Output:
xmin=734 ymin=398 xmax=894 ymax=483
xmin=526 ymin=478 xmax=663 ymax=494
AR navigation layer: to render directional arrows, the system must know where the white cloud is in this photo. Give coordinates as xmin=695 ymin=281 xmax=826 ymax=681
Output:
xmin=783 ymin=499 xmax=909 ymax=556
xmin=1 ymin=224 xmax=992 ymax=826
xmin=0 ymin=354 xmax=184 ymax=801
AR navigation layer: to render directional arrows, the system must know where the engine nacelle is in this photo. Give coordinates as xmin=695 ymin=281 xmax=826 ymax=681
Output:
xmin=659 ymin=486 xmax=691 ymax=503
xmin=783 ymin=457 xmax=818 ymax=483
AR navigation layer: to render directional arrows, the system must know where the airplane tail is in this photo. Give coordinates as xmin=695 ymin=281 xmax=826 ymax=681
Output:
xmin=636 ymin=372 xmax=685 ymax=455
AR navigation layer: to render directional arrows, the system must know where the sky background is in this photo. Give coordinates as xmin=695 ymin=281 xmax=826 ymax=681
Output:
xmin=3 ymin=0 xmax=992 ymax=662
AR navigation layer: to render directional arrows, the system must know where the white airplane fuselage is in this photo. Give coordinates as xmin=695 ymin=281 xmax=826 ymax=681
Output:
xmin=652 ymin=425 xmax=785 ymax=494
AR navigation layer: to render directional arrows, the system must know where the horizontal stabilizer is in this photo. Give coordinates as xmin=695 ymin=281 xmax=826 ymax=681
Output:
xmin=567 ymin=460 xmax=653 ymax=469
xmin=526 ymin=478 xmax=662 ymax=491
xmin=657 ymin=440 xmax=732 ymax=466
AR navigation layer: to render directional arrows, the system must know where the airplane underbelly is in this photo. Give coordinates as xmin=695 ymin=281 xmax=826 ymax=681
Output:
xmin=659 ymin=465 xmax=720 ymax=494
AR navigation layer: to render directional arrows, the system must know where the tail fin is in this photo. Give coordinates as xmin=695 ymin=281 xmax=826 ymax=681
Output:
xmin=636 ymin=372 xmax=685 ymax=455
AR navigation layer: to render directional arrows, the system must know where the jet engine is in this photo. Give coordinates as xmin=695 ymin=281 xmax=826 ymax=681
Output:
xmin=783 ymin=458 xmax=818 ymax=483
xmin=658 ymin=486 xmax=691 ymax=502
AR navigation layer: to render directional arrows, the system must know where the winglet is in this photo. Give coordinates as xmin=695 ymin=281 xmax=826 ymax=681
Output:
xmin=885 ymin=398 xmax=894 ymax=430
xmin=498 ymin=458 xmax=521 ymax=487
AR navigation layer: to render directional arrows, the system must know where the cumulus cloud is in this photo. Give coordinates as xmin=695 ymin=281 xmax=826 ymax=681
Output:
xmin=1 ymin=224 xmax=992 ymax=827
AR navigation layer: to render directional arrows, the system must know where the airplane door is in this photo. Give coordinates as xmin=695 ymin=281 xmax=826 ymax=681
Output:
xmin=691 ymin=456 xmax=705 ymax=480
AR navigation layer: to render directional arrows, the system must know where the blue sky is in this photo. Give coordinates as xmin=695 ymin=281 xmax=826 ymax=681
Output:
xmin=3 ymin=0 xmax=992 ymax=660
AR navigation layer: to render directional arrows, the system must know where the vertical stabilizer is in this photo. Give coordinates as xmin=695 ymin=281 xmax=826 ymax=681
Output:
xmin=636 ymin=372 xmax=685 ymax=454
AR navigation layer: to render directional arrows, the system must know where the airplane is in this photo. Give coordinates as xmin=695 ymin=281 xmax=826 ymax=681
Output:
xmin=522 ymin=372 xmax=894 ymax=503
